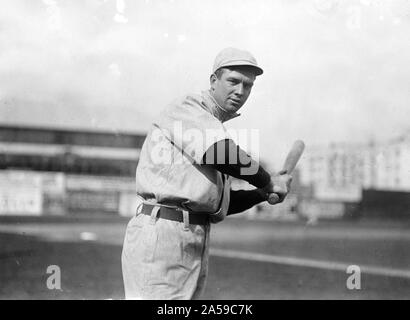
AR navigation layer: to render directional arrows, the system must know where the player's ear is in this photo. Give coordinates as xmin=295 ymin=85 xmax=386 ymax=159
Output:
xmin=210 ymin=73 xmax=217 ymax=90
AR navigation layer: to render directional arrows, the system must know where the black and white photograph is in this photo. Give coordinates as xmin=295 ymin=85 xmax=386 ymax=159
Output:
xmin=1 ymin=0 xmax=410 ymax=302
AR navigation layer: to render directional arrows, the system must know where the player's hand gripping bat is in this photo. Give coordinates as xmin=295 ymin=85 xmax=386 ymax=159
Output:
xmin=267 ymin=140 xmax=305 ymax=204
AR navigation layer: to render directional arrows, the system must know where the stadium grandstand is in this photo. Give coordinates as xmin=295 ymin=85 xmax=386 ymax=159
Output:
xmin=0 ymin=125 xmax=146 ymax=217
xmin=0 ymin=125 xmax=145 ymax=176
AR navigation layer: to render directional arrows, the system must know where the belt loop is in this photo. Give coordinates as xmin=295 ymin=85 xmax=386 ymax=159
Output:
xmin=182 ymin=210 xmax=189 ymax=231
xmin=150 ymin=206 xmax=160 ymax=225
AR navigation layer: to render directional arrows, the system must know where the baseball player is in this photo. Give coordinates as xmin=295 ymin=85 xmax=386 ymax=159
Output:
xmin=121 ymin=47 xmax=292 ymax=300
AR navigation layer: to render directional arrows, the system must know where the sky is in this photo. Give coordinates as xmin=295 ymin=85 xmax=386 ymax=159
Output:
xmin=1 ymin=0 xmax=410 ymax=169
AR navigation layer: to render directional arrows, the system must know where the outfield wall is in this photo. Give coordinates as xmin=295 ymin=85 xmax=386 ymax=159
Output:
xmin=361 ymin=189 xmax=410 ymax=219
xmin=0 ymin=170 xmax=137 ymax=217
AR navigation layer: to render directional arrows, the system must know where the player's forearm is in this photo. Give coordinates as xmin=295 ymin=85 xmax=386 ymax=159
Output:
xmin=227 ymin=189 xmax=267 ymax=215
xmin=202 ymin=139 xmax=271 ymax=188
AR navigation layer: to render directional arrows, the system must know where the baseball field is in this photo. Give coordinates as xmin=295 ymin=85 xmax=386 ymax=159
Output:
xmin=1 ymin=214 xmax=409 ymax=300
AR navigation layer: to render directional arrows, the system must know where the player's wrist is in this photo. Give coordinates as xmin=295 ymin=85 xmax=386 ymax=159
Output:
xmin=256 ymin=188 xmax=269 ymax=201
xmin=261 ymin=180 xmax=274 ymax=193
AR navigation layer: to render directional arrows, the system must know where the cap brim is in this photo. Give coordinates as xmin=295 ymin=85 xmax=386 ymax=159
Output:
xmin=215 ymin=62 xmax=263 ymax=76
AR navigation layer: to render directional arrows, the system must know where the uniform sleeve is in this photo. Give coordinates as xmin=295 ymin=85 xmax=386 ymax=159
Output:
xmin=202 ymin=139 xmax=271 ymax=188
xmin=227 ymin=189 xmax=267 ymax=215
xmin=155 ymin=95 xmax=231 ymax=164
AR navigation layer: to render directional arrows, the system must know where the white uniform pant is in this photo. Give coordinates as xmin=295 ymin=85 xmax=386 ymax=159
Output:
xmin=121 ymin=211 xmax=210 ymax=300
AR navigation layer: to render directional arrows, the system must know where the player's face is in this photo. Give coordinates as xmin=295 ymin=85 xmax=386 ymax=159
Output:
xmin=211 ymin=68 xmax=256 ymax=114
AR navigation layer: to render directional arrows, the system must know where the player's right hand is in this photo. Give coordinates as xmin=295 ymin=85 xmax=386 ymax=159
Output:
xmin=264 ymin=173 xmax=292 ymax=204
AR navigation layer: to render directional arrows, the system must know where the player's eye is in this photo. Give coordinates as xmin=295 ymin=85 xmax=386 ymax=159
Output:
xmin=244 ymin=83 xmax=253 ymax=90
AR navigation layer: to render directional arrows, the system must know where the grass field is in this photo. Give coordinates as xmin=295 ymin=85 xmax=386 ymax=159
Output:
xmin=0 ymin=214 xmax=409 ymax=299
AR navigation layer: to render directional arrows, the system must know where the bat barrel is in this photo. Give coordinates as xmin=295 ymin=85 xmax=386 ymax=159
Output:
xmin=282 ymin=140 xmax=305 ymax=174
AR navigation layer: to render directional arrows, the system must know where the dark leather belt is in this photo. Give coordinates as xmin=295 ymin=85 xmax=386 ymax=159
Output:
xmin=140 ymin=203 xmax=209 ymax=226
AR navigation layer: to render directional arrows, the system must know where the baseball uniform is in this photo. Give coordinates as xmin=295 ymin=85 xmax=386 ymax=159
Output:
xmin=122 ymin=90 xmax=236 ymax=299
xmin=120 ymin=48 xmax=288 ymax=300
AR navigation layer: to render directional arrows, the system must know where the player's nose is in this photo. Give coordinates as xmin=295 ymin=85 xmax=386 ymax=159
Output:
xmin=234 ymin=83 xmax=244 ymax=97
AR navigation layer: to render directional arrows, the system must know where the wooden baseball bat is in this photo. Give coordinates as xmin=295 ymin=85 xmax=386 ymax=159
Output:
xmin=267 ymin=140 xmax=305 ymax=204
xmin=281 ymin=140 xmax=305 ymax=174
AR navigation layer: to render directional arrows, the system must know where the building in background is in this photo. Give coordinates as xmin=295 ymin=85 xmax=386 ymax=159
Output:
xmin=298 ymin=131 xmax=410 ymax=220
xmin=300 ymin=130 xmax=410 ymax=199
xmin=0 ymin=125 xmax=145 ymax=217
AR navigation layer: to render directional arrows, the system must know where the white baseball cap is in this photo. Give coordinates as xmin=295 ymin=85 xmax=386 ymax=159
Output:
xmin=213 ymin=47 xmax=263 ymax=76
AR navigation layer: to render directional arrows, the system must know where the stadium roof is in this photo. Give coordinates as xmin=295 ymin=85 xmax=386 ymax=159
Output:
xmin=0 ymin=98 xmax=152 ymax=135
